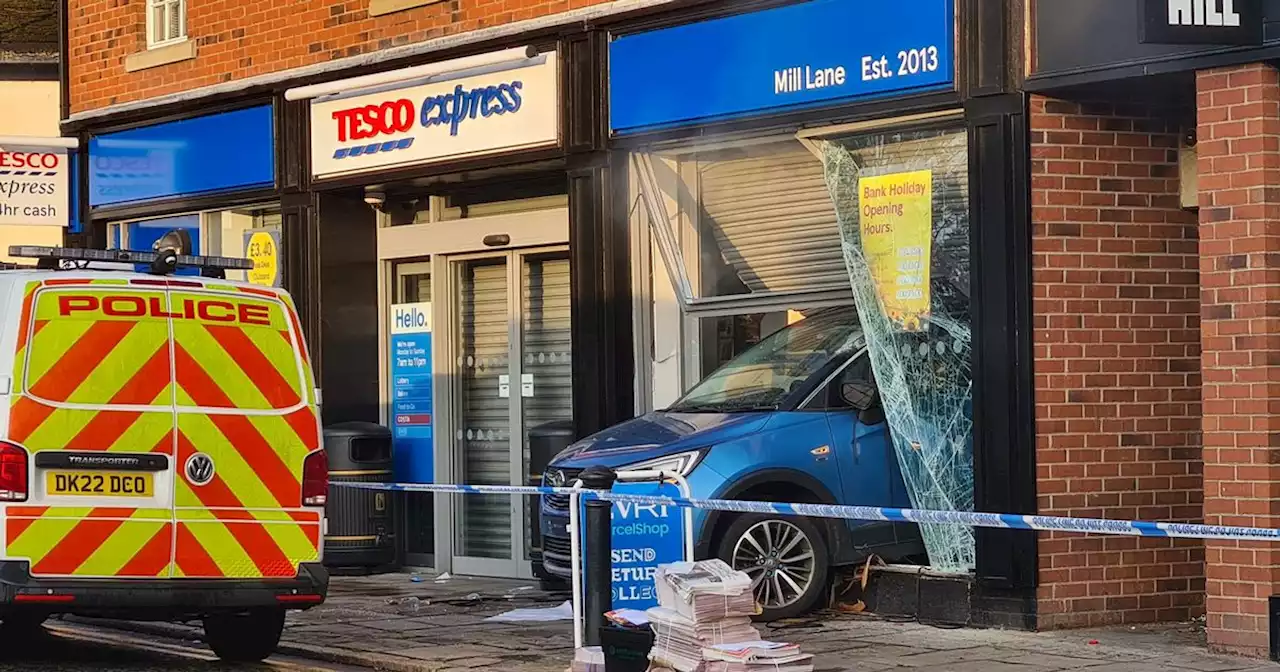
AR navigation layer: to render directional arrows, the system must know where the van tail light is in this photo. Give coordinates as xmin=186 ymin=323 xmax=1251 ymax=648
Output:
xmin=0 ymin=442 xmax=28 ymax=502
xmin=302 ymin=450 xmax=328 ymax=507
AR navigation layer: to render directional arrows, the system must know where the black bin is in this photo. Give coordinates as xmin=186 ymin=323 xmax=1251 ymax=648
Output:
xmin=528 ymin=420 xmax=574 ymax=583
xmin=600 ymin=625 xmax=654 ymax=672
xmin=322 ymin=422 xmax=397 ymax=569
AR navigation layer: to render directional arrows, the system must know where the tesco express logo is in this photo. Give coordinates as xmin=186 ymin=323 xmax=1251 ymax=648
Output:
xmin=330 ymin=81 xmax=524 ymax=161
xmin=0 ymin=151 xmax=60 ymax=173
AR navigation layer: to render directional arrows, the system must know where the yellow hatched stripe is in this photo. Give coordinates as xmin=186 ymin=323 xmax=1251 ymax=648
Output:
xmin=184 ymin=520 xmax=262 ymax=578
xmin=174 ymin=509 xmax=305 ymax=522
xmin=6 ymin=518 xmax=77 ymax=563
xmin=88 ymin=279 xmax=128 ymax=285
xmin=175 ymin=416 xmax=279 ymax=509
xmin=263 ymin=519 xmax=320 ymax=566
xmin=75 ymin=517 xmax=168 ymax=577
xmin=24 ymin=315 xmax=93 ymax=389
xmin=241 ymin=322 xmax=305 ymax=399
xmin=174 ymin=321 xmax=271 ymax=410
xmin=19 ymin=408 xmax=172 ymax=453
xmin=17 ymin=508 xmax=171 ymax=520
xmin=63 ymin=325 xmax=169 ymax=405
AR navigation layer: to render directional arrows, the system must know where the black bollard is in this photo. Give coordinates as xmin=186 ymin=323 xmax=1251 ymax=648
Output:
xmin=579 ymin=465 xmax=617 ymax=647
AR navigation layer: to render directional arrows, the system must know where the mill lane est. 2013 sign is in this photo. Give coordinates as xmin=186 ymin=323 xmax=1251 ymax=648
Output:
xmin=608 ymin=0 xmax=955 ymax=133
xmin=1140 ymin=0 xmax=1263 ymax=45
xmin=310 ymin=50 xmax=560 ymax=179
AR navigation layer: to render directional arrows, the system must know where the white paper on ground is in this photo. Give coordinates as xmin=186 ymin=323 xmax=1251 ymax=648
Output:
xmin=486 ymin=600 xmax=575 ymax=622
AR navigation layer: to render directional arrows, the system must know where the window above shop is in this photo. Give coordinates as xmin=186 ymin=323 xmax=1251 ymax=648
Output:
xmin=147 ymin=0 xmax=186 ymax=48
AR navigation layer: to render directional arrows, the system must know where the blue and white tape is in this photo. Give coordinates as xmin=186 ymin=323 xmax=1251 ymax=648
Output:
xmin=336 ymin=482 xmax=1280 ymax=543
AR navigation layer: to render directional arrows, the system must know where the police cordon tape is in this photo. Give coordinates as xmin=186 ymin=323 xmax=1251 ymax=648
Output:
xmin=334 ymin=481 xmax=1280 ymax=543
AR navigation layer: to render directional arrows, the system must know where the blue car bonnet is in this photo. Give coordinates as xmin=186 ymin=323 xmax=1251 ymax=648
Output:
xmin=550 ymin=411 xmax=772 ymax=469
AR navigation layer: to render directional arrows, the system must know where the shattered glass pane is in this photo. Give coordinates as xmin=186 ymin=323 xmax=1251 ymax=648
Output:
xmin=818 ymin=129 xmax=975 ymax=572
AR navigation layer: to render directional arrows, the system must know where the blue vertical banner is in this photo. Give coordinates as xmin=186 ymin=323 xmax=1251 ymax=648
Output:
xmin=390 ymin=302 xmax=434 ymax=483
xmin=581 ymin=481 xmax=687 ymax=611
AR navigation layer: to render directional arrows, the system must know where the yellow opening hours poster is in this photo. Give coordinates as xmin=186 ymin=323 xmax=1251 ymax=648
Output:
xmin=857 ymin=170 xmax=932 ymax=331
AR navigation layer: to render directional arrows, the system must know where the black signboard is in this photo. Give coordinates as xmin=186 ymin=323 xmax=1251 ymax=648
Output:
xmin=1140 ymin=0 xmax=1263 ymax=44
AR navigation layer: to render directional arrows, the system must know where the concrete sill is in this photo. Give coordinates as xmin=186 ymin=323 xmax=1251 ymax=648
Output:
xmin=369 ymin=0 xmax=445 ymax=17
xmin=124 ymin=40 xmax=197 ymax=73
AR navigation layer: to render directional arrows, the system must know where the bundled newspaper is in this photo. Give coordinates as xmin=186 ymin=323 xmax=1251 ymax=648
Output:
xmin=646 ymin=560 xmax=763 ymax=672
xmin=703 ymin=642 xmax=813 ymax=672
xmin=653 ymin=559 xmax=758 ymax=622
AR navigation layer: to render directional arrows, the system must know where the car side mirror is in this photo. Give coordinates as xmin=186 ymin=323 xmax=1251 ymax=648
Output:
xmin=841 ymin=381 xmax=879 ymax=411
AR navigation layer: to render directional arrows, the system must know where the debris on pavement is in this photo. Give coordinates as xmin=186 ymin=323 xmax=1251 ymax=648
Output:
xmin=486 ymin=600 xmax=575 ymax=622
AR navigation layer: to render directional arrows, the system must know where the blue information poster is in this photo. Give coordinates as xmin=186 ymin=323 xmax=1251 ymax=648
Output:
xmin=390 ymin=302 xmax=434 ymax=483
xmin=581 ymin=481 xmax=687 ymax=611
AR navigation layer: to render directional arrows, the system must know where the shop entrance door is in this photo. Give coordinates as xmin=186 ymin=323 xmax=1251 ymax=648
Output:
xmin=379 ymin=203 xmax=570 ymax=578
xmin=446 ymin=248 xmax=572 ymax=578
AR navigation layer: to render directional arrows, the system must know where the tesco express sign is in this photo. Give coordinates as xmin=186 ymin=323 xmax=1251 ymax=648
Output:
xmin=0 ymin=145 xmax=70 ymax=227
xmin=309 ymin=51 xmax=559 ymax=179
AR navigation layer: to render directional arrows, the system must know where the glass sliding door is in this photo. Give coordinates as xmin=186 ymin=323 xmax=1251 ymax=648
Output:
xmin=447 ymin=248 xmax=572 ymax=577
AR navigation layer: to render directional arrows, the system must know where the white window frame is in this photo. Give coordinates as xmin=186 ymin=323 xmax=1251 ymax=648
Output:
xmin=146 ymin=0 xmax=187 ymax=49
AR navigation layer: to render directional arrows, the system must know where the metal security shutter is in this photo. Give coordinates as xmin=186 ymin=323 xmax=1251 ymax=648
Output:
xmin=458 ymin=261 xmax=511 ymax=559
xmin=521 ymin=257 xmax=573 ymax=439
xmin=521 ymin=256 xmax=572 ymax=558
xmin=697 ymin=142 xmax=848 ymax=294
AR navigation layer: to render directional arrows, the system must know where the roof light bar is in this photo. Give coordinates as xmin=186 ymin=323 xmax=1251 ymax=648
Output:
xmin=8 ymin=246 xmax=254 ymax=271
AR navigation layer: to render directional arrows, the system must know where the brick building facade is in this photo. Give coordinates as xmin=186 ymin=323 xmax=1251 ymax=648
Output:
xmin=1028 ymin=0 xmax=1280 ymax=659
xmin=1031 ymin=96 xmax=1205 ymax=629
xmin=69 ymin=0 xmax=1280 ymax=661
xmin=67 ymin=0 xmax=615 ymax=113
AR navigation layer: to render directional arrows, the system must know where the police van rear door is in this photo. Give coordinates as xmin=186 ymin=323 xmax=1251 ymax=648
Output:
xmin=5 ymin=278 xmax=178 ymax=579
xmin=168 ymin=284 xmax=322 ymax=580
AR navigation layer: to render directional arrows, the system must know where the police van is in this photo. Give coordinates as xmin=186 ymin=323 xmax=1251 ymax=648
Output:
xmin=0 ymin=237 xmax=327 ymax=662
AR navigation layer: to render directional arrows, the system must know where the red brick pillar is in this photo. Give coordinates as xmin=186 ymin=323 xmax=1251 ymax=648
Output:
xmin=1197 ymin=62 xmax=1280 ymax=657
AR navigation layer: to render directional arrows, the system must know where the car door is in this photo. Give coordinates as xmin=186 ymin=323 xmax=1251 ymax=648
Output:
xmin=819 ymin=352 xmax=896 ymax=528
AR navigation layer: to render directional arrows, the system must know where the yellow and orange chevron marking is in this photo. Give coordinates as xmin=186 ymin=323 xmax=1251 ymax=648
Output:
xmin=4 ymin=280 xmax=322 ymax=580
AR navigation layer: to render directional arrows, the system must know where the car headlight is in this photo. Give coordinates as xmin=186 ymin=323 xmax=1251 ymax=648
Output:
xmin=619 ymin=450 xmax=705 ymax=478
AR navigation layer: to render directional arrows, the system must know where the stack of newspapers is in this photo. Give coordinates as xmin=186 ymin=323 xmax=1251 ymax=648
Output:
xmin=647 ymin=559 xmax=813 ymax=672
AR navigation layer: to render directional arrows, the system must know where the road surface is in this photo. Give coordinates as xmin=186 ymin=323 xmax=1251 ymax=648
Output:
xmin=0 ymin=622 xmax=371 ymax=671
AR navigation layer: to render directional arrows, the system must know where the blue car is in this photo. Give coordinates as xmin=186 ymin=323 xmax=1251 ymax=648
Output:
xmin=538 ymin=306 xmax=923 ymax=620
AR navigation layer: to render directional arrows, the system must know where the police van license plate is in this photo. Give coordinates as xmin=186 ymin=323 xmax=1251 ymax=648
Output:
xmin=46 ymin=472 xmax=153 ymax=497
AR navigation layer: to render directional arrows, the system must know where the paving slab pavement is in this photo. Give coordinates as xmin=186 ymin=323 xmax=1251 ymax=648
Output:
xmin=67 ymin=572 xmax=1280 ymax=671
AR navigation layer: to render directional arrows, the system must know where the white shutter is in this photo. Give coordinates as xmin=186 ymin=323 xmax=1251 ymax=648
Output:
xmin=696 ymin=143 xmax=848 ymax=294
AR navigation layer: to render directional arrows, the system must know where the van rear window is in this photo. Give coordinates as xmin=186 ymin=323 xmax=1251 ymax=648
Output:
xmin=170 ymin=291 xmax=306 ymax=412
xmin=24 ymin=288 xmax=173 ymax=406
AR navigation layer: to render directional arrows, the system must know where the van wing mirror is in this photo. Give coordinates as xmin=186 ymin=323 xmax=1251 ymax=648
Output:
xmin=841 ymin=381 xmax=880 ymax=411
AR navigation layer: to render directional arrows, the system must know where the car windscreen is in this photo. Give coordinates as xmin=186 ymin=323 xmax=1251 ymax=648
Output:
xmin=667 ymin=307 xmax=863 ymax=413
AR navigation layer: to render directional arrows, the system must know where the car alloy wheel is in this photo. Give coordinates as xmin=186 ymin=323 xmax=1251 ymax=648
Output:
xmin=730 ymin=519 xmax=817 ymax=611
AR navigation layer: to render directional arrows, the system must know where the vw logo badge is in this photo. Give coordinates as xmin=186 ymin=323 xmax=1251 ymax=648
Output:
xmin=545 ymin=469 xmax=565 ymax=487
xmin=185 ymin=453 xmax=215 ymax=486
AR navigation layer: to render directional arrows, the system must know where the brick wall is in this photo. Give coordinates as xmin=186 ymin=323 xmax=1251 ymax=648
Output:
xmin=1031 ymin=95 xmax=1205 ymax=629
xmin=1195 ymin=62 xmax=1280 ymax=658
xmin=68 ymin=0 xmax=612 ymax=114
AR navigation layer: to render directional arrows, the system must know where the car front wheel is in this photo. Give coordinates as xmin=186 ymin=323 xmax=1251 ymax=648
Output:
xmin=203 ymin=608 xmax=285 ymax=662
xmin=716 ymin=513 xmax=829 ymax=621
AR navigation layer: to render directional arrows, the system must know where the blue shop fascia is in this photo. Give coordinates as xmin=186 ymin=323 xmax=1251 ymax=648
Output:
xmin=601 ymin=0 xmax=1036 ymax=629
